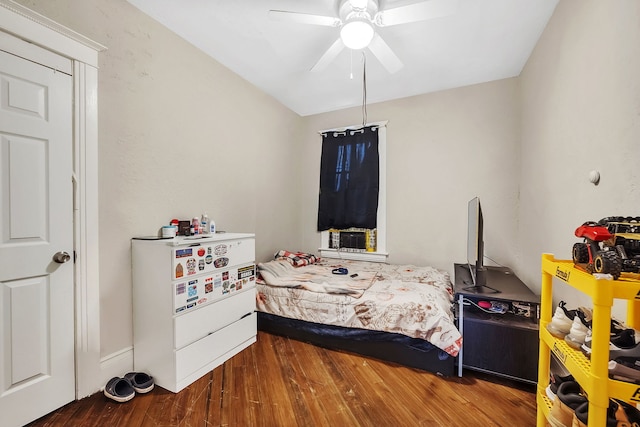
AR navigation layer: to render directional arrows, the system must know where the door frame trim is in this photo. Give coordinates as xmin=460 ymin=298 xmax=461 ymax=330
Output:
xmin=0 ymin=0 xmax=106 ymax=399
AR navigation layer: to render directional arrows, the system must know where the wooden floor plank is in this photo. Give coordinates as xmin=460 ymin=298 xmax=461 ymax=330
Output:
xmin=246 ymin=333 xmax=299 ymax=427
xmin=220 ymin=346 xmax=259 ymax=427
xmin=320 ymin=347 xmax=408 ymax=426
xmin=206 ymin=365 xmax=224 ymax=426
xmin=284 ymin=335 xmax=360 ymax=426
xmin=26 ymin=331 xmax=537 ymax=427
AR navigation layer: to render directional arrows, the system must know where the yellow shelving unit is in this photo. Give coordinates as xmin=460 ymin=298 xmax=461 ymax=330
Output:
xmin=537 ymin=254 xmax=640 ymax=427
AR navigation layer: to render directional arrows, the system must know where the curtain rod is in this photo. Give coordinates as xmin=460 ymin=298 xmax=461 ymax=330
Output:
xmin=317 ymin=120 xmax=388 ymax=135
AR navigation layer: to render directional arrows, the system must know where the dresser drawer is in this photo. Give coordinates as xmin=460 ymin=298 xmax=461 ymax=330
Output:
xmin=175 ymin=312 xmax=257 ymax=381
xmin=174 ymin=288 xmax=255 ymax=349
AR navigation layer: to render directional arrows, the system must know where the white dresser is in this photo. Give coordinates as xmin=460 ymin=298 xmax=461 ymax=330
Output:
xmin=132 ymin=233 xmax=256 ymax=393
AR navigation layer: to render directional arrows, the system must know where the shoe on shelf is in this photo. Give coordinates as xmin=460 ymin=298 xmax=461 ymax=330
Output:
xmin=612 ymin=318 xmax=628 ymax=334
xmin=612 ymin=398 xmax=640 ymax=425
xmin=546 ymin=354 xmax=574 ymax=402
xmin=609 ymin=357 xmax=640 ymax=378
xmin=546 ymin=371 xmax=575 ymax=402
xmin=547 ymin=381 xmax=587 ymax=427
xmin=581 ymin=317 xmax=627 ymax=345
xmin=565 ymin=311 xmax=591 ymax=349
xmin=599 ymin=317 xmax=628 ymax=336
xmin=547 ymin=301 xmax=580 ymax=339
xmin=103 ymin=377 xmax=135 ymax=403
xmin=608 ymin=360 xmax=640 ymax=384
xmin=572 ymin=401 xmax=612 ymax=427
xmin=611 ymin=328 xmax=640 ymax=349
xmin=580 ymin=328 xmax=640 ymax=360
xmin=573 ymin=398 xmax=640 ymax=427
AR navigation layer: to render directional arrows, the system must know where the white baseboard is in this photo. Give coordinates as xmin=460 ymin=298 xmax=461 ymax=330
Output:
xmin=98 ymin=346 xmax=134 ymax=390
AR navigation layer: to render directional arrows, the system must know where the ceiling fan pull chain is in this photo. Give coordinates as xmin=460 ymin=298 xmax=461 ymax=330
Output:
xmin=350 ymin=49 xmax=354 ymax=79
xmin=362 ymin=52 xmax=367 ymax=127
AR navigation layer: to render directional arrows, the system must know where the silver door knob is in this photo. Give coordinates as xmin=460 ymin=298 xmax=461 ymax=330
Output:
xmin=53 ymin=251 xmax=71 ymax=263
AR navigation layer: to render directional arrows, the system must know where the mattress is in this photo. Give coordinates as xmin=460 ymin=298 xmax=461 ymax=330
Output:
xmin=256 ymin=258 xmax=462 ymax=357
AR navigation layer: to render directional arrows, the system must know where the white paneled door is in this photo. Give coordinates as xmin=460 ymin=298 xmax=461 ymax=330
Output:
xmin=0 ymin=50 xmax=75 ymax=426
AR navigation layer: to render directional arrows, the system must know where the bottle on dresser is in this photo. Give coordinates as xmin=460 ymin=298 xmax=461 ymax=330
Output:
xmin=201 ymin=213 xmax=209 ymax=234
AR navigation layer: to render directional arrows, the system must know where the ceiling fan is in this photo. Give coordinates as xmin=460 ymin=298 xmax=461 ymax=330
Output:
xmin=269 ymin=0 xmax=458 ymax=74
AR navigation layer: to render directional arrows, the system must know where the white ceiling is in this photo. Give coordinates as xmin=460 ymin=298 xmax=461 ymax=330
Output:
xmin=127 ymin=0 xmax=559 ymax=117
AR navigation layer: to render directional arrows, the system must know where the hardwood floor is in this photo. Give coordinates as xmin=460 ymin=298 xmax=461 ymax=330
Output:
xmin=27 ymin=331 xmax=536 ymax=426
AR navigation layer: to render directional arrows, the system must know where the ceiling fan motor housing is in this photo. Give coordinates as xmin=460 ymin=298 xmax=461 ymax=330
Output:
xmin=270 ymin=0 xmax=421 ymax=73
xmin=339 ymin=0 xmax=379 ymax=24
xmin=338 ymin=0 xmax=381 ymax=49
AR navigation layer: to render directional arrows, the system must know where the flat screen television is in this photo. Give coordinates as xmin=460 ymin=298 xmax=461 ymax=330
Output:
xmin=465 ymin=197 xmax=499 ymax=294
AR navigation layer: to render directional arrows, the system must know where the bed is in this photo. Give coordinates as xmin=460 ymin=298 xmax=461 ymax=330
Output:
xmin=255 ymin=251 xmax=462 ymax=376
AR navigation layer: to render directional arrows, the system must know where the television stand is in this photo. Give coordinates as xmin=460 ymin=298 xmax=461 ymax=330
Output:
xmin=463 ymin=266 xmax=500 ymax=294
xmin=462 ymin=284 xmax=501 ymax=294
xmin=454 ymin=263 xmax=540 ymax=384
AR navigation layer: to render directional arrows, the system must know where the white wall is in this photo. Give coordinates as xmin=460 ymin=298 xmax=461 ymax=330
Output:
xmin=15 ymin=0 xmax=303 ymax=359
xmin=301 ymin=0 xmax=640 ymax=322
xmin=299 ymin=78 xmax=522 ymax=275
xmin=518 ymin=0 xmax=640 ymax=317
xmin=15 ymin=0 xmax=640 ymax=387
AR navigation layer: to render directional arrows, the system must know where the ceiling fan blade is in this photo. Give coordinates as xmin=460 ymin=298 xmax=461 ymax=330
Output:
xmin=368 ymin=33 xmax=403 ymax=74
xmin=310 ymin=38 xmax=345 ymax=72
xmin=269 ymin=10 xmax=341 ymax=27
xmin=375 ymin=0 xmax=459 ymax=27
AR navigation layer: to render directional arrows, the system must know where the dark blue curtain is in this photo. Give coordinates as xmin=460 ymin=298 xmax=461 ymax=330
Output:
xmin=317 ymin=126 xmax=379 ymax=231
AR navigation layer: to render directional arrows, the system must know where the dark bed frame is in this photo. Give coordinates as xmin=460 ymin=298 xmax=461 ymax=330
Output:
xmin=257 ymin=312 xmax=456 ymax=377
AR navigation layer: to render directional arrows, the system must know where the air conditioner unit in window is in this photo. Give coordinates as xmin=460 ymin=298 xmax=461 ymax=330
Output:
xmin=328 ymin=228 xmax=376 ymax=252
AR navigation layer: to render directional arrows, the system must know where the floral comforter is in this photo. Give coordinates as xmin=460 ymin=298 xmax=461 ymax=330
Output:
xmin=256 ymin=259 xmax=462 ymax=357
xmin=257 ymin=258 xmax=381 ymax=298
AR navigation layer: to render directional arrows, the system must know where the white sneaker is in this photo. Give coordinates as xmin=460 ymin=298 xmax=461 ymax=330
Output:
xmin=546 ymin=302 xmax=574 ymax=338
xmin=565 ymin=314 xmax=589 ymax=348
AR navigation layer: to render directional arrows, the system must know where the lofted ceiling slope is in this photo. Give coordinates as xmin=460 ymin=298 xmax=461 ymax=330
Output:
xmin=127 ymin=0 xmax=559 ymax=116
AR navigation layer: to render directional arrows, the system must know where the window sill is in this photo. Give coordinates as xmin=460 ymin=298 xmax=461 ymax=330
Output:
xmin=318 ymin=248 xmax=388 ymax=263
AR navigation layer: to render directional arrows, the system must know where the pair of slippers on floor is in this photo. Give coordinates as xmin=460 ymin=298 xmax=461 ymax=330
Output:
xmin=104 ymin=372 xmax=154 ymax=403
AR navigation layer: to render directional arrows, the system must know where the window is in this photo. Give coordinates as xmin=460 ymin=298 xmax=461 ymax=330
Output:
xmin=317 ymin=125 xmax=379 ymax=230
xmin=318 ymin=122 xmax=387 ymax=262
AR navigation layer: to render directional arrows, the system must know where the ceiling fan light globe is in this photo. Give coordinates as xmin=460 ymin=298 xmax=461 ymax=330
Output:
xmin=340 ymin=20 xmax=374 ymax=50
